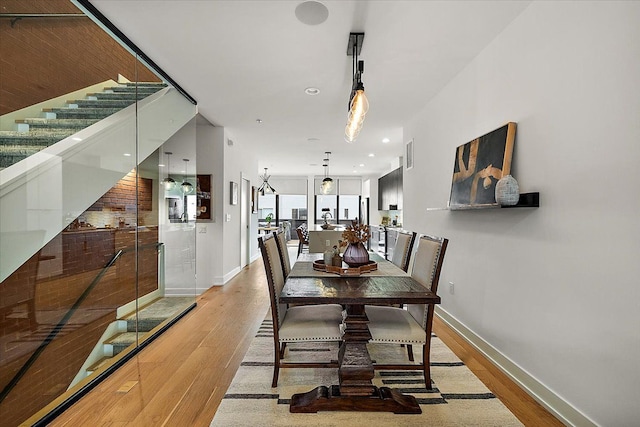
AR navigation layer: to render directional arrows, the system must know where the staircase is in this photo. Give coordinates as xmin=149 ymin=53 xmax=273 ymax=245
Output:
xmin=83 ymin=297 xmax=194 ymax=377
xmin=1 ymin=81 xmax=195 ymax=284
xmin=0 ymin=82 xmax=167 ymax=169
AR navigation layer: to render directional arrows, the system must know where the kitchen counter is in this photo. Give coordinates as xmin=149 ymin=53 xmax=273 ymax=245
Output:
xmin=309 ymin=224 xmax=346 ymax=232
xmin=307 ymin=227 xmax=345 ymax=253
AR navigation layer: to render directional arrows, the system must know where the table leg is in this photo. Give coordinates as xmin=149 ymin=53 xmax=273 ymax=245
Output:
xmin=289 ymin=304 xmax=421 ymax=414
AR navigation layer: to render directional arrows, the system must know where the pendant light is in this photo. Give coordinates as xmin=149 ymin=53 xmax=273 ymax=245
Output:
xmin=257 ymin=168 xmax=277 ymax=195
xmin=321 ymin=151 xmax=334 ymax=194
xmin=345 ymin=32 xmax=368 ymax=143
xmin=162 ymin=152 xmax=176 ymax=191
xmin=181 ymin=159 xmax=193 ymax=194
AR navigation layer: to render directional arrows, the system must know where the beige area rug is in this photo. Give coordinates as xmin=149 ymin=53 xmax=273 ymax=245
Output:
xmin=211 ymin=319 xmax=523 ymax=427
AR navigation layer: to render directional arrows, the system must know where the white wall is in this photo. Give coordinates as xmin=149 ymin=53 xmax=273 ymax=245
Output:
xmin=403 ymin=2 xmax=640 ymax=426
xmin=222 ymin=135 xmax=260 ymax=282
xmin=195 ymin=123 xmax=224 ymax=291
xmin=195 ymin=124 xmax=259 ymax=287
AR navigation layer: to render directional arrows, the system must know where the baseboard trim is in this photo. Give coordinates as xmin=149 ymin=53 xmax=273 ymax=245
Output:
xmin=435 ymin=307 xmax=596 ymax=427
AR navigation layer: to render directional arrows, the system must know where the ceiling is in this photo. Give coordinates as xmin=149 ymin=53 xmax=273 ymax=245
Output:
xmin=89 ymin=0 xmax=530 ymax=177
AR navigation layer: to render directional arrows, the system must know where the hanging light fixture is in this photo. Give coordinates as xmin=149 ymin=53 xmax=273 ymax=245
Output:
xmin=345 ymin=32 xmax=368 ymax=143
xmin=257 ymin=167 xmax=277 ymax=195
xmin=321 ymin=151 xmax=334 ymax=194
xmin=181 ymin=159 xmax=193 ymax=194
xmin=162 ymin=152 xmax=176 ymax=191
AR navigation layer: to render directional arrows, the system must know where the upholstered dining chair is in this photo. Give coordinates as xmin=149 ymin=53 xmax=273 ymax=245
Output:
xmin=391 ymin=230 xmax=417 ymax=272
xmin=258 ymin=234 xmax=342 ymax=387
xmin=272 ymin=229 xmax=291 ymax=277
xmin=366 ymin=234 xmax=448 ymax=390
xmin=295 ymin=225 xmax=309 ymax=256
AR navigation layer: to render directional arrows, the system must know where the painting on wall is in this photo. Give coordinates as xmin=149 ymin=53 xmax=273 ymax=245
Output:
xmin=196 ymin=174 xmax=212 ymax=221
xmin=406 ymin=139 xmax=414 ymax=170
xmin=449 ymin=122 xmax=516 ymax=210
xmin=230 ymin=181 xmax=238 ymax=205
xmin=251 ymin=186 xmax=258 ymax=213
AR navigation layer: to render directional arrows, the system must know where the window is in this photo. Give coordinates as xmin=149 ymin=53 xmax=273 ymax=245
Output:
xmin=338 ymin=195 xmax=360 ymax=223
xmin=278 ymin=194 xmax=307 ymax=229
xmin=258 ymin=194 xmax=276 ymax=224
xmin=315 ymin=195 xmax=337 ymax=224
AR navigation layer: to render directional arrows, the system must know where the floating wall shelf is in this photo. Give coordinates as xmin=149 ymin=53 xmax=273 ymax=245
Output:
xmin=428 ymin=192 xmax=540 ymax=211
xmin=501 ymin=192 xmax=539 ymax=208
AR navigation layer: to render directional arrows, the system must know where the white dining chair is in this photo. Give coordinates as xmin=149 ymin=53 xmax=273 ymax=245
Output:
xmin=272 ymin=229 xmax=291 ymax=277
xmin=258 ymin=234 xmax=342 ymax=387
xmin=390 ymin=230 xmax=417 ymax=272
xmin=366 ymin=234 xmax=449 ymax=390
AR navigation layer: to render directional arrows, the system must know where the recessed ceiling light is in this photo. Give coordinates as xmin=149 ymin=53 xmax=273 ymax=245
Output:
xmin=256 ymin=119 xmax=263 ymax=124
xmin=305 ymin=87 xmax=320 ymax=96
xmin=352 ymin=170 xmax=357 ymax=173
xmin=295 ymin=1 xmax=329 ymax=26
xmin=72 ymin=137 xmax=83 ymax=141
xmin=359 ymin=164 xmax=364 ymax=167
xmin=368 ymin=153 xmax=375 ymax=157
xmin=382 ymin=138 xmax=390 ymax=143
xmin=123 ymin=153 xmax=132 ymax=157
xmin=158 ymin=163 xmax=165 ymax=167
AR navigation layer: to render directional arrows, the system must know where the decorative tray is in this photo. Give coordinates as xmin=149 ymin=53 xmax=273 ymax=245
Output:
xmin=312 ymin=259 xmax=378 ymax=276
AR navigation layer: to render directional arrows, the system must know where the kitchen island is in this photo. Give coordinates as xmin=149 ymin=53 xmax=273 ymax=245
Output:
xmin=307 ymin=224 xmax=346 ymax=253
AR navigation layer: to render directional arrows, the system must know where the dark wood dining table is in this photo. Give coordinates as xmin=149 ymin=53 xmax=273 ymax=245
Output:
xmin=279 ymin=252 xmax=440 ymax=414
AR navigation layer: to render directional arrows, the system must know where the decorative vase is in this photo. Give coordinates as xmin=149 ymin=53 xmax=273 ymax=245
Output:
xmin=495 ymin=175 xmax=520 ymax=206
xmin=343 ymin=242 xmax=370 ymax=267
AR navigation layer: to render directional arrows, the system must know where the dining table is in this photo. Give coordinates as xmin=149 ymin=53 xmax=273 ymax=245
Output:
xmin=279 ymin=252 xmax=440 ymax=414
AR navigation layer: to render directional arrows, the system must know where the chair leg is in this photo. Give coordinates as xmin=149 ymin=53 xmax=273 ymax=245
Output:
xmin=279 ymin=342 xmax=287 ymax=359
xmin=423 ymin=344 xmax=432 ymax=390
xmin=272 ymin=342 xmax=281 ymax=387
xmin=407 ymin=344 xmax=414 ymax=361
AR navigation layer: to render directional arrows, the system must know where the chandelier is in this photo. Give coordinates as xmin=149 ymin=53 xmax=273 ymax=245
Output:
xmin=345 ymin=32 xmax=368 ymax=143
xmin=258 ymin=168 xmax=277 ymax=195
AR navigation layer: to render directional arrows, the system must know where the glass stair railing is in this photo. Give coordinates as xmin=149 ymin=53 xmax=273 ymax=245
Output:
xmin=0 ymin=82 xmax=167 ymax=169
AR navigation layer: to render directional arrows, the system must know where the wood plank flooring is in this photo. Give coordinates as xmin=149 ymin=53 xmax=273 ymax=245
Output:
xmin=49 ymin=256 xmax=563 ymax=426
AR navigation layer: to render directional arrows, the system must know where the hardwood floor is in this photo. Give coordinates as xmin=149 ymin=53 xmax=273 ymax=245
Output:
xmin=50 ymin=256 xmax=563 ymax=426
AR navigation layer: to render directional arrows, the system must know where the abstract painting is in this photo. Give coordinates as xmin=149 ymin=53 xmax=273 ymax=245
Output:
xmin=449 ymin=122 xmax=516 ymax=210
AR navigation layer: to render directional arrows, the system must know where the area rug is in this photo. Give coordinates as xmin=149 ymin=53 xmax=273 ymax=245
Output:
xmin=211 ymin=319 xmax=523 ymax=426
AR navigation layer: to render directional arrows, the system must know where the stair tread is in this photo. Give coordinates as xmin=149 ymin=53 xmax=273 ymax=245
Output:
xmin=122 ymin=297 xmax=194 ymax=321
xmin=67 ymin=99 xmax=136 ymax=107
xmin=16 ymin=118 xmax=100 ymax=128
xmin=87 ymin=356 xmax=112 ymax=373
xmin=105 ymin=331 xmax=138 ymax=345
xmin=43 ymin=107 xmax=124 ymax=113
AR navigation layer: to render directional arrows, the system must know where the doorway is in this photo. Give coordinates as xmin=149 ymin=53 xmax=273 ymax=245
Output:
xmin=240 ymin=177 xmax=251 ymax=268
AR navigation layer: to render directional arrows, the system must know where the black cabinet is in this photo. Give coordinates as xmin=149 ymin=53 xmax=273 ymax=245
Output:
xmin=378 ymin=167 xmax=403 ymax=210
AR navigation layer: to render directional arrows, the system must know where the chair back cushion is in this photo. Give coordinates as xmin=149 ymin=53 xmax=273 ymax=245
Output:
xmin=273 ymin=230 xmax=291 ymax=277
xmin=407 ymin=235 xmax=448 ymax=328
xmin=391 ymin=231 xmax=416 ymax=272
xmin=258 ymin=235 xmax=287 ymax=326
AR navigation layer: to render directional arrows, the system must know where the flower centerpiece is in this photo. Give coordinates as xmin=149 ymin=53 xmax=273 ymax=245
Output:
xmin=340 ymin=221 xmax=371 ymax=267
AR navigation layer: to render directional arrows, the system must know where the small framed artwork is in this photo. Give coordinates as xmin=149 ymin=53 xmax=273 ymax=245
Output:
xmin=406 ymin=139 xmax=414 ymax=170
xmin=196 ymin=174 xmax=213 ymax=221
xmin=251 ymin=186 xmax=258 ymax=213
xmin=230 ymin=181 xmax=238 ymax=205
